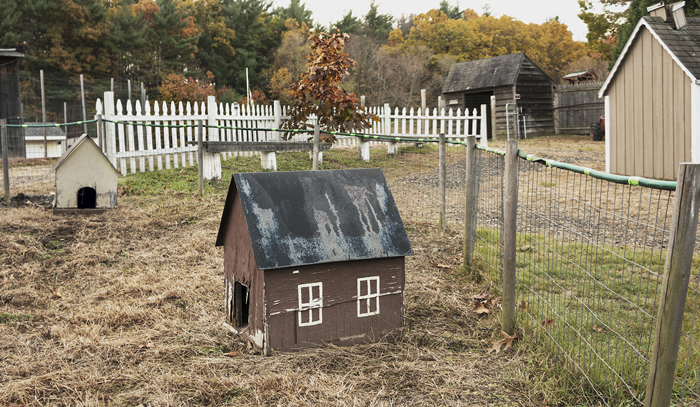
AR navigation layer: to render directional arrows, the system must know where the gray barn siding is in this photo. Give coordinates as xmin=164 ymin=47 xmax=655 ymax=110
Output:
xmin=608 ymin=27 xmax=691 ymax=179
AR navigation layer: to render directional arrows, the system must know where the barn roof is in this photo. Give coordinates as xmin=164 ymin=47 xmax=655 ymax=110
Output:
xmin=216 ymin=169 xmax=413 ymax=270
xmin=51 ymin=134 xmax=118 ymax=174
xmin=442 ymin=53 xmax=552 ymax=94
xmin=600 ymin=16 xmax=700 ymax=96
xmin=0 ymin=47 xmax=24 ymax=58
xmin=24 ymin=123 xmax=65 ymax=138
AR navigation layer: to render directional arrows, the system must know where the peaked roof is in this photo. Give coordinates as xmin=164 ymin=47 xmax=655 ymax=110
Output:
xmin=24 ymin=123 xmax=66 ymax=138
xmin=442 ymin=53 xmax=553 ymax=94
xmin=600 ymin=16 xmax=700 ymax=96
xmin=216 ymin=169 xmax=413 ymax=270
xmin=51 ymin=134 xmax=118 ymax=174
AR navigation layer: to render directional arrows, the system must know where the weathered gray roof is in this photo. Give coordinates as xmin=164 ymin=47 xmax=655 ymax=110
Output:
xmin=601 ymin=16 xmax=700 ymax=96
xmin=0 ymin=47 xmax=24 ymax=58
xmin=645 ymin=16 xmax=700 ymax=78
xmin=24 ymin=123 xmax=65 ymax=138
xmin=442 ymin=53 xmax=541 ymax=93
xmin=216 ymin=169 xmax=413 ymax=270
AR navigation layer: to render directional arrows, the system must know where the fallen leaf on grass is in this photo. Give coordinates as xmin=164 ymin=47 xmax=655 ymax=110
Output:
xmin=542 ymin=319 xmax=553 ymax=327
xmin=473 ymin=292 xmax=489 ymax=301
xmin=521 ymin=300 xmax=528 ymax=311
xmin=223 ymin=351 xmax=239 ymax=357
xmin=487 ymin=330 xmax=517 ymax=354
xmin=474 ymin=301 xmax=490 ymax=314
xmin=592 ymin=324 xmax=603 ymax=333
xmin=50 ymin=286 xmax=63 ymax=299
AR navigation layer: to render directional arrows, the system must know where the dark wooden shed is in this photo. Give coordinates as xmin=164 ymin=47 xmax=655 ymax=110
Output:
xmin=442 ymin=53 xmax=555 ymax=139
xmin=216 ymin=169 xmax=413 ymax=354
xmin=0 ymin=47 xmax=25 ymax=158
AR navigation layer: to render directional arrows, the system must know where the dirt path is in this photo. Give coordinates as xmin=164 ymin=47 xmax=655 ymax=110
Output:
xmin=0 ymin=193 xmax=546 ymax=406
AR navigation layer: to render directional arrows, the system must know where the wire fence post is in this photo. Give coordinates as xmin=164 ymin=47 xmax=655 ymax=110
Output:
xmin=2 ymin=119 xmax=9 ymax=204
xmin=645 ymin=163 xmax=700 ymax=407
xmin=313 ymin=120 xmax=320 ymax=171
xmin=502 ymin=140 xmax=519 ymax=336
xmin=439 ymin=133 xmax=446 ymax=233
xmin=463 ymin=135 xmax=477 ymax=266
xmin=198 ymin=120 xmax=204 ymax=197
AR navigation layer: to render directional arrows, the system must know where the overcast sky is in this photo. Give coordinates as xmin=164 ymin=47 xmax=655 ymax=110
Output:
xmin=279 ymin=0 xmax=592 ymax=42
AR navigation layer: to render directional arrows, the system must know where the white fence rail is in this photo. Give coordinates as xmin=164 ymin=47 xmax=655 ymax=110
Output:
xmin=100 ymin=92 xmax=487 ymax=175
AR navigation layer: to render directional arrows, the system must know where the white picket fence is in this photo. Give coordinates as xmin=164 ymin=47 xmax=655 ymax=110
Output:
xmin=99 ymin=92 xmax=487 ymax=175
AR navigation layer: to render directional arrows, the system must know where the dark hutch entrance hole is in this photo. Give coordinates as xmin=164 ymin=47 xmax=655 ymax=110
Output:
xmin=77 ymin=187 xmax=97 ymax=209
xmin=232 ymin=281 xmax=249 ymax=327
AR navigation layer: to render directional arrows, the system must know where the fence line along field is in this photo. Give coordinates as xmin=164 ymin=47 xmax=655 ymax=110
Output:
xmin=0 ymin=145 xmax=578 ymax=406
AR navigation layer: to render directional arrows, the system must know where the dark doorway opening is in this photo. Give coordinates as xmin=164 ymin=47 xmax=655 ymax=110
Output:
xmin=77 ymin=187 xmax=97 ymax=209
xmin=463 ymin=90 xmax=493 ymax=139
xmin=233 ymin=281 xmax=249 ymax=327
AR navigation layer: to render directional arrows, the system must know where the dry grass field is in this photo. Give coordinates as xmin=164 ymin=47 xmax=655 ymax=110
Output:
xmin=0 ymin=136 xmax=606 ymax=406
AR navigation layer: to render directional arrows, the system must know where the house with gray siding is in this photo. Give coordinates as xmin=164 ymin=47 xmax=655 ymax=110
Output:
xmin=599 ymin=2 xmax=700 ymax=179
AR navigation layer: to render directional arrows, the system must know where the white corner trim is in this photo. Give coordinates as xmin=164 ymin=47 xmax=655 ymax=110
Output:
xmin=605 ymin=95 xmax=611 ymax=173
xmin=692 ymin=82 xmax=700 ymax=163
xmin=600 ymin=18 xmax=698 ymax=98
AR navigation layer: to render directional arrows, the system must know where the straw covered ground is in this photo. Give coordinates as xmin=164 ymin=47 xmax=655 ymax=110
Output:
xmin=0 ymin=152 xmax=578 ymax=406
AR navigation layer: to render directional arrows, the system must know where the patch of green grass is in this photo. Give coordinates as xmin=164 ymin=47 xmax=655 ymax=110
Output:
xmin=474 ymin=226 xmax=700 ymax=405
xmin=0 ymin=313 xmax=33 ymax=323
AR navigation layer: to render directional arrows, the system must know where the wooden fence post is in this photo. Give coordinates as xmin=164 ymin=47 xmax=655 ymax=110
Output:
xmin=502 ymin=140 xmax=519 ymax=336
xmin=490 ymin=95 xmax=497 ymax=141
xmin=103 ymin=92 xmax=117 ymax=168
xmin=198 ymin=120 xmax=204 ymax=197
xmin=645 ymin=163 xmax=700 ymax=407
xmin=480 ymin=104 xmax=488 ymax=147
xmin=313 ymin=120 xmax=320 ymax=171
xmin=273 ymin=100 xmax=281 ymax=142
xmin=463 ymin=135 xmax=477 ymax=266
xmin=2 ymin=120 xmax=9 ymax=204
xmin=439 ymin=134 xmax=446 ymax=233
xmin=204 ymin=95 xmax=222 ymax=181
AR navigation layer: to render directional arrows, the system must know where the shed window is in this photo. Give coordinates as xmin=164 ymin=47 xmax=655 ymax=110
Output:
xmin=298 ymin=282 xmax=323 ymax=326
xmin=357 ymin=277 xmax=380 ymax=317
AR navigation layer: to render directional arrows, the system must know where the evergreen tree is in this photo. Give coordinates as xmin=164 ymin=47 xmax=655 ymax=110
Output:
xmin=439 ymin=0 xmax=463 ymax=20
xmin=220 ymin=0 xmax=277 ymax=94
xmin=104 ymin=1 xmax=150 ymax=82
xmin=332 ymin=11 xmax=360 ymax=34
xmin=363 ymin=2 xmax=393 ymax=42
xmin=150 ymin=0 xmax=200 ymax=79
xmin=273 ymin=0 xmax=314 ymax=28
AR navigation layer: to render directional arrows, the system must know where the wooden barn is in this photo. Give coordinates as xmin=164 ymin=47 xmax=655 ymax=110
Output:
xmin=442 ymin=53 xmax=555 ymax=139
xmin=599 ymin=1 xmax=700 ymax=179
xmin=216 ymin=169 xmax=413 ymax=354
xmin=52 ymin=134 xmax=118 ymax=213
xmin=0 ymin=47 xmax=25 ymax=158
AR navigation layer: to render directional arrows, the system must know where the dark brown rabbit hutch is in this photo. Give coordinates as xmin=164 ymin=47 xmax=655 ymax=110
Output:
xmin=216 ymin=169 xmax=413 ymax=354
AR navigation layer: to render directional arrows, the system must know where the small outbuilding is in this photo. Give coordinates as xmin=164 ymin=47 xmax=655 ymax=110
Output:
xmin=442 ymin=53 xmax=555 ymax=139
xmin=24 ymin=122 xmax=66 ymax=158
xmin=52 ymin=134 xmax=118 ymax=213
xmin=216 ymin=169 xmax=413 ymax=354
xmin=599 ymin=1 xmax=699 ymax=180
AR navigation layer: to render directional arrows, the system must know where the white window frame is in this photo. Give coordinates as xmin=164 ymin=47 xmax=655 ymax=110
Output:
xmin=298 ymin=282 xmax=323 ymax=326
xmin=357 ymin=276 xmax=380 ymax=317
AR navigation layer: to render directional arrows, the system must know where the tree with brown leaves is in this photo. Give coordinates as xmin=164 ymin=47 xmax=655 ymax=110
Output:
xmin=283 ymin=31 xmax=377 ymax=141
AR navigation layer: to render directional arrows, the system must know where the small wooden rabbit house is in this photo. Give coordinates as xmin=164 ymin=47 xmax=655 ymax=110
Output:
xmin=216 ymin=169 xmax=413 ymax=354
xmin=52 ymin=134 xmax=118 ymax=213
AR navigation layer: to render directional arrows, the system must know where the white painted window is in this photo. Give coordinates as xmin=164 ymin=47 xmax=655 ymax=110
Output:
xmin=298 ymin=282 xmax=323 ymax=326
xmin=357 ymin=277 xmax=380 ymax=317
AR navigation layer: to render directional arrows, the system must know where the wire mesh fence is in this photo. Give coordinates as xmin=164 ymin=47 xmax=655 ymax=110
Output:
xmin=470 ymin=142 xmax=700 ymax=406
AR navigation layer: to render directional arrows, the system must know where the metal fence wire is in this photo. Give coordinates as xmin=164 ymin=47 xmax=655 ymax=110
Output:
xmin=471 ymin=144 xmax=700 ymax=406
